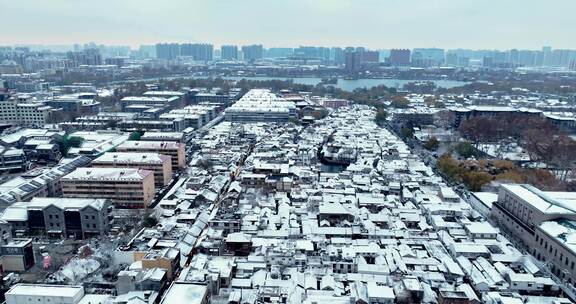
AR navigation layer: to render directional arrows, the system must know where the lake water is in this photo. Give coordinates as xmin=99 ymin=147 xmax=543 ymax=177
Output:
xmin=220 ymin=76 xmax=469 ymax=91
xmin=118 ymin=75 xmax=468 ymax=91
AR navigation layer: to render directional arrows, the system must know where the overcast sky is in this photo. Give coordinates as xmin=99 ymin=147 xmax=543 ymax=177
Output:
xmin=1 ymin=0 xmax=574 ymax=50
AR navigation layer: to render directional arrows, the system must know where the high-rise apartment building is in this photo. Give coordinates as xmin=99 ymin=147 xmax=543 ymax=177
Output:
xmin=155 ymin=43 xmax=180 ymax=60
xmin=361 ymin=50 xmax=379 ymax=63
xmin=137 ymin=45 xmax=156 ymax=59
xmin=445 ymin=52 xmax=458 ymax=66
xmin=241 ymin=45 xmax=263 ymax=62
xmin=344 ymin=50 xmax=362 ymax=73
xmin=411 ymin=48 xmax=445 ymax=67
xmin=331 ymin=47 xmax=345 ymax=65
xmin=293 ymin=47 xmax=331 ymax=61
xmin=265 ymin=48 xmax=293 ymax=58
xmin=66 ymin=48 xmax=102 ymax=67
xmin=220 ymin=45 xmax=238 ymax=60
xmin=542 ymin=46 xmax=552 ymax=66
xmin=180 ymin=43 xmax=213 ymax=61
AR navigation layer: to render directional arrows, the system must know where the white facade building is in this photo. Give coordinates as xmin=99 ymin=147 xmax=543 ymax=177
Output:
xmin=0 ymin=99 xmax=52 ymax=126
xmin=5 ymin=284 xmax=85 ymax=304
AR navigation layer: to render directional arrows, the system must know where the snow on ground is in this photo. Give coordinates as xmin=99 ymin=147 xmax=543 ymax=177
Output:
xmin=52 ymin=258 xmax=101 ymax=284
xmin=477 ymin=143 xmax=530 ymax=161
xmin=97 ymin=88 xmax=114 ymax=97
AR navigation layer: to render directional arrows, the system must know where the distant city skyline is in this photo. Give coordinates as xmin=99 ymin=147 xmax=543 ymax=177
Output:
xmin=1 ymin=0 xmax=575 ymax=50
xmin=5 ymin=43 xmax=576 ymax=53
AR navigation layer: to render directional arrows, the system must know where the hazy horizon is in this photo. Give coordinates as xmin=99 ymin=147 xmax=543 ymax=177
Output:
xmin=1 ymin=0 xmax=575 ymax=50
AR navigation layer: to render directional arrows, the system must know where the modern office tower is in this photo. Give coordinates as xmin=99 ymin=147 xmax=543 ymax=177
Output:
xmin=116 ymin=141 xmax=186 ymax=171
xmin=221 ymin=45 xmax=238 ymax=60
xmin=180 ymin=43 xmax=213 ymax=61
xmin=155 ymin=43 xmax=180 ymax=60
xmin=241 ymin=44 xmax=264 ymax=62
xmin=92 ymin=152 xmax=173 ymax=188
xmin=61 ymin=167 xmax=156 ymax=209
xmin=388 ymin=49 xmax=411 ymax=66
